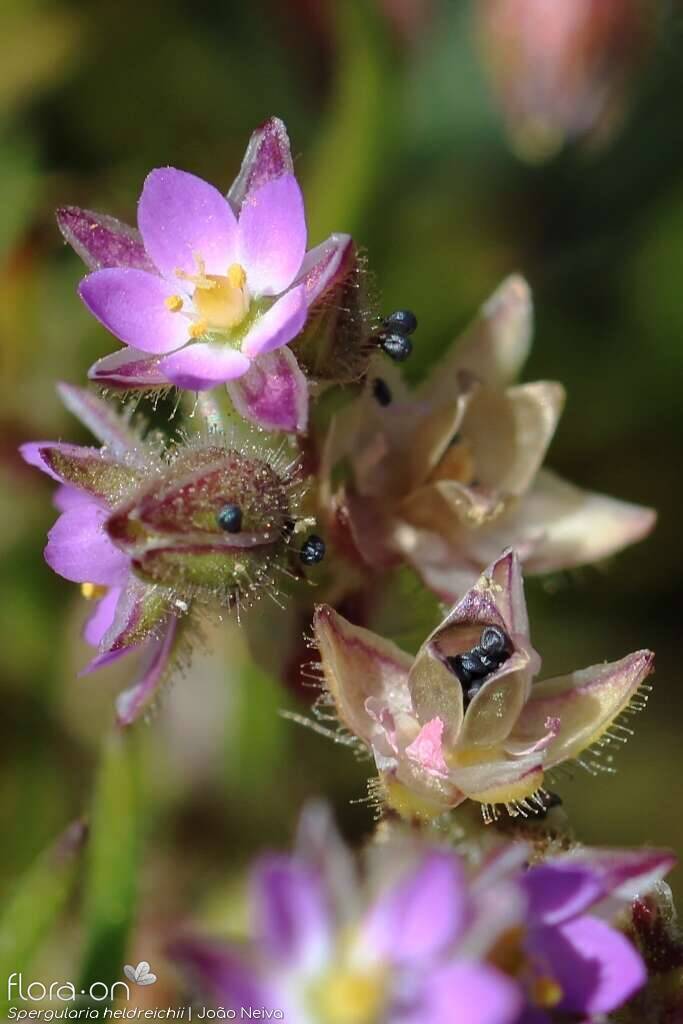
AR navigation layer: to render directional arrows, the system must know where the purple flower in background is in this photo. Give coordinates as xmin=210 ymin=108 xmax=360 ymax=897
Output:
xmin=57 ymin=118 xmax=353 ymax=434
xmin=171 ymin=804 xmax=673 ymax=1023
xmin=516 ymin=856 xmax=652 ymax=1020
xmin=172 ymin=804 xmax=523 ymax=1024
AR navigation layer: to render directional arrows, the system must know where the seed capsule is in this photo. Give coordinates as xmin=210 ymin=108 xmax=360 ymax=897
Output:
xmin=217 ymin=503 xmax=243 ymax=533
xmin=379 ymin=331 xmax=413 ymax=362
xmin=372 ymin=378 xmax=393 ymax=406
xmin=384 ymin=309 xmax=417 ymax=335
xmin=300 ymin=534 xmax=326 ymax=565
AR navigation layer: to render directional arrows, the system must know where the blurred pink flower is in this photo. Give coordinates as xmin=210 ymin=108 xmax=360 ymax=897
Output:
xmin=478 ymin=0 xmax=654 ymax=159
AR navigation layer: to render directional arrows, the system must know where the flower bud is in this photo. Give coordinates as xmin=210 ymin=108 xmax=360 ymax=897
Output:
xmin=290 ymin=241 xmax=378 ymax=383
xmin=104 ymin=443 xmax=305 ymax=602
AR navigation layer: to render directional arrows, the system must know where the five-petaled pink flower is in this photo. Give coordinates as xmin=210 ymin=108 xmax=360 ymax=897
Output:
xmin=58 ymin=118 xmax=352 ymax=434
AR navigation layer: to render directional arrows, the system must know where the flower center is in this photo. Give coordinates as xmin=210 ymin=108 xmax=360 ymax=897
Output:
xmin=168 ymin=256 xmax=251 ymax=339
xmin=311 ymin=967 xmax=387 ymax=1024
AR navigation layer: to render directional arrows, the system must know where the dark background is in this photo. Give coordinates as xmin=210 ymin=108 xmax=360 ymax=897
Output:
xmin=1 ymin=0 xmax=681 ymax=1002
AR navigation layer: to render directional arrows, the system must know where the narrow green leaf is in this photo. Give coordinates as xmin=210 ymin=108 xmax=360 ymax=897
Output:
xmin=0 ymin=820 xmax=87 ymax=1018
xmin=78 ymin=730 xmax=140 ymax=1010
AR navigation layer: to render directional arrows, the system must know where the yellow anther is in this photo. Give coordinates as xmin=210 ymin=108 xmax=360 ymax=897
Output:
xmin=531 ymin=977 xmax=563 ymax=1009
xmin=81 ymin=583 xmax=107 ymax=600
xmin=227 ymin=262 xmax=247 ymax=289
xmin=164 ymin=294 xmax=184 ymax=313
xmin=189 ymin=319 xmax=208 ymax=339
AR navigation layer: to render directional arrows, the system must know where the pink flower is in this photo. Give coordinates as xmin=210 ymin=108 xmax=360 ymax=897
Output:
xmin=20 ymin=383 xmax=308 ymax=724
xmin=57 ymin=117 xmax=353 ymax=434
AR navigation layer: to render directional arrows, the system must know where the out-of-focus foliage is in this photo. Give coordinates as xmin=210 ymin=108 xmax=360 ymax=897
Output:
xmin=1 ymin=0 xmax=682 ymax=1006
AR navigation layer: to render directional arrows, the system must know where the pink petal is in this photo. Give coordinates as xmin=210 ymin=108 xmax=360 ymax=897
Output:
xmin=159 ymin=344 xmax=250 ymax=390
xmin=138 ymin=167 xmax=238 ymax=279
xmin=115 ymin=617 xmax=178 ymax=726
xmin=251 ymin=857 xmax=331 ymax=971
xmin=83 ymin=586 xmax=122 ymax=647
xmin=238 ymin=175 xmax=306 ymax=296
xmin=421 ymin=962 xmax=522 ymax=1024
xmin=293 ymin=233 xmax=354 ymax=307
xmin=20 ymin=441 xmax=67 ymax=483
xmin=45 ymin=505 xmax=129 ymax=586
xmin=359 ymin=852 xmax=468 ymax=964
xmin=88 ymin=347 xmax=168 ymax=388
xmin=56 ymin=382 xmax=138 ymax=454
xmin=241 ymin=285 xmax=307 ymax=359
xmin=54 ymin=485 xmax=93 ymax=512
xmin=56 ymin=206 xmax=154 ymax=272
xmin=533 ymin=916 xmax=646 ymax=1015
xmin=523 ymin=864 xmax=605 ymax=926
xmin=79 ymin=268 xmax=189 ymax=354
xmin=227 ymin=117 xmax=294 ymax=212
xmin=226 ymin=345 xmax=308 ymax=433
xmin=561 ymin=848 xmax=676 ymax=905
xmin=405 ymin=717 xmax=449 ymax=777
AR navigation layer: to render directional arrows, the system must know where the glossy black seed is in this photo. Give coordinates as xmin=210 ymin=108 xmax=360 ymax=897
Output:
xmin=480 ymin=625 xmax=510 ymax=658
xmin=372 ymin=377 xmax=392 ymax=406
xmin=384 ymin=309 xmax=417 ymax=335
xmin=379 ymin=331 xmax=413 ymax=362
xmin=469 ymin=646 xmax=497 ymax=672
xmin=300 ymin=534 xmax=326 ymax=565
xmin=217 ymin=503 xmax=242 ymax=533
xmin=449 ymin=651 xmax=488 ymax=686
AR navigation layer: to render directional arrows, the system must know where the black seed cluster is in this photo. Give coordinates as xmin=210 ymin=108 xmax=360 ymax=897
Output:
xmin=448 ymin=625 xmax=511 ymax=707
xmin=377 ymin=308 xmax=417 ymax=362
xmin=217 ymin=503 xmax=243 ymax=533
xmin=300 ymin=534 xmax=326 ymax=565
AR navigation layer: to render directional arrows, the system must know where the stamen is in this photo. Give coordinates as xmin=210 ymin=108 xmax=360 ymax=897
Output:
xmin=227 ymin=263 xmax=247 ymax=289
xmin=80 ymin=582 xmax=107 ymax=600
xmin=189 ymin=319 xmax=208 ymax=339
xmin=164 ymin=294 xmax=184 ymax=313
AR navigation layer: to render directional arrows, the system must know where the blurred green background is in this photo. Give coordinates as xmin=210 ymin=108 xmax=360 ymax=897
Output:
xmin=1 ymin=0 xmax=682 ymax=1006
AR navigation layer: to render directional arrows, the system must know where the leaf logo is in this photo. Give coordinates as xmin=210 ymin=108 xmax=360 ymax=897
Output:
xmin=123 ymin=961 xmax=157 ymax=986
